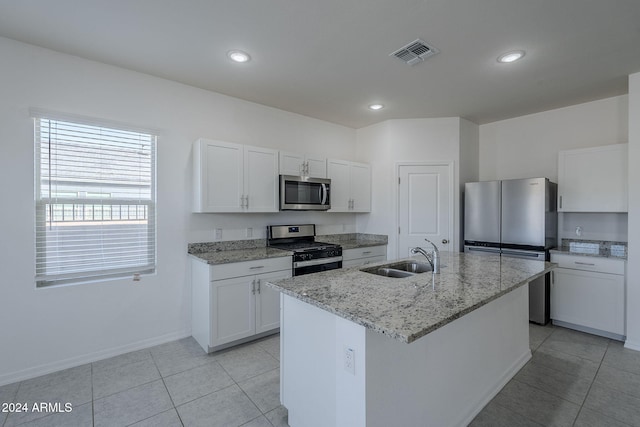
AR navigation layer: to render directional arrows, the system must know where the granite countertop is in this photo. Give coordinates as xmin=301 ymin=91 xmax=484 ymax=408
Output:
xmin=266 ymin=251 xmax=554 ymax=344
xmin=316 ymin=233 xmax=388 ymax=250
xmin=188 ymin=247 xmax=292 ymax=264
xmin=550 ymin=239 xmax=627 ymax=260
xmin=188 ymin=239 xmax=291 ymax=265
xmin=188 ymin=233 xmax=388 ymax=265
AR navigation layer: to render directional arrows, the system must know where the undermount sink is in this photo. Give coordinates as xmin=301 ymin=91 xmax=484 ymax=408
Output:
xmin=361 ymin=260 xmax=432 ymax=278
xmin=371 ymin=268 xmax=416 ymax=278
xmin=387 ymin=260 xmax=432 ymax=273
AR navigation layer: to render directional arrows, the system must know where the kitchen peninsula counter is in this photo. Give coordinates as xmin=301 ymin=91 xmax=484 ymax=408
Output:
xmin=267 ymin=251 xmax=556 ymax=427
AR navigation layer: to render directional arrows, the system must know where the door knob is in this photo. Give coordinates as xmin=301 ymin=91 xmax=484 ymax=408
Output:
xmin=442 ymin=239 xmax=449 ymax=244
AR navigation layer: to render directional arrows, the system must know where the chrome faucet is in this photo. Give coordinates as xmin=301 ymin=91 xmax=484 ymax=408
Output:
xmin=410 ymin=239 xmax=440 ymax=274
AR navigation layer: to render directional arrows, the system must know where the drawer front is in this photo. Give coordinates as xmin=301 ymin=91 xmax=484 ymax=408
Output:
xmin=343 ymin=245 xmax=387 ymax=261
xmin=211 ymin=256 xmax=292 ymax=281
xmin=550 ymin=253 xmax=625 ymax=275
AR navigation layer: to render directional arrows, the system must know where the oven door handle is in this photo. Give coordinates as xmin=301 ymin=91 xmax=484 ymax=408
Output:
xmin=293 ymin=256 xmax=343 ymax=269
xmin=320 ymin=183 xmax=328 ymax=205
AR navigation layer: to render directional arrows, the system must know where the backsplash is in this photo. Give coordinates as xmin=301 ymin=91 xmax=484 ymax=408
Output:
xmin=560 ymin=238 xmax=627 ymax=258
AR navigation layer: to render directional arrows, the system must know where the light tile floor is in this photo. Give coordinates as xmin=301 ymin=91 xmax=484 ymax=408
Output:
xmin=2 ymin=325 xmax=640 ymax=426
xmin=0 ymin=334 xmax=286 ymax=427
xmin=471 ymin=324 xmax=640 ymax=427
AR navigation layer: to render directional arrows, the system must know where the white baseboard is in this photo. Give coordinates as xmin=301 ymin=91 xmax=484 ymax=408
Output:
xmin=458 ymin=349 xmax=532 ymax=427
xmin=0 ymin=329 xmax=191 ymax=387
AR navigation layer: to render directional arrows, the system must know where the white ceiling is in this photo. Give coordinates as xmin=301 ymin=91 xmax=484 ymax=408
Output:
xmin=1 ymin=0 xmax=639 ymax=128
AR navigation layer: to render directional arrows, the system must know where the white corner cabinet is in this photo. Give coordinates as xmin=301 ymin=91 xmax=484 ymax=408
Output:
xmin=191 ymin=256 xmax=291 ymax=352
xmin=558 ymin=143 xmax=628 ymax=212
xmin=342 ymin=245 xmax=387 ymax=268
xmin=193 ymin=139 xmax=279 ymax=213
xmin=279 ymin=151 xmax=327 ymax=178
xmin=327 ymin=159 xmax=371 ymax=212
xmin=550 ymin=253 xmax=625 ymax=340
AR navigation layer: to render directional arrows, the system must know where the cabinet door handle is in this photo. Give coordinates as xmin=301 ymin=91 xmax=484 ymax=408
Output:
xmin=250 ymin=265 xmax=265 ymax=270
xmin=245 ymin=195 xmax=249 ymax=209
xmin=559 ymin=195 xmax=563 ymax=209
xmin=257 ymin=279 xmax=261 ymax=294
xmin=575 ymin=261 xmax=596 ymax=266
xmin=251 ymin=279 xmax=256 ymax=295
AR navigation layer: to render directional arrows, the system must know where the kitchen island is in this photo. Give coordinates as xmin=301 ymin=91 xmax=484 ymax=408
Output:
xmin=266 ymin=251 xmax=555 ymax=427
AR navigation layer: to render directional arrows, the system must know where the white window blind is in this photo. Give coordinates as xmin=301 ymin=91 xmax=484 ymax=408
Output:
xmin=34 ymin=115 xmax=156 ymax=287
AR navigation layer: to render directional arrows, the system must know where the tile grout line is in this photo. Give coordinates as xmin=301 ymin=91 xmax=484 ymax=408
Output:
xmin=500 ymin=326 xmax=579 ymax=427
xmin=214 ymin=353 xmax=276 ymax=423
xmin=149 ymin=350 xmax=185 ymax=427
xmin=1 ymin=381 xmax=20 ymax=427
xmin=91 ymin=363 xmax=95 ymax=427
xmin=571 ymin=338 xmax=610 ymax=427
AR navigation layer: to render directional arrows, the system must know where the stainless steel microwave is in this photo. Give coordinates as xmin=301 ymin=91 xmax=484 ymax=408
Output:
xmin=279 ymin=175 xmax=331 ymax=211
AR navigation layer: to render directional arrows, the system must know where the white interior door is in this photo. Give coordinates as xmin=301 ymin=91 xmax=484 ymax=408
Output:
xmin=398 ymin=164 xmax=452 ymax=258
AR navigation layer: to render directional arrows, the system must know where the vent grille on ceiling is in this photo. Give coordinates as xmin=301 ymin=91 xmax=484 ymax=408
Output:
xmin=390 ymin=39 xmax=439 ymax=65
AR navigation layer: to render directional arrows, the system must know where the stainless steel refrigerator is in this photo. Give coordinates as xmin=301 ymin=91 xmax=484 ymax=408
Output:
xmin=463 ymin=178 xmax=557 ymax=324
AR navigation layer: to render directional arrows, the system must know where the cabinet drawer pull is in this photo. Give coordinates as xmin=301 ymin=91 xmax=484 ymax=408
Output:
xmin=574 ymin=261 xmax=596 ymax=266
xmin=250 ymin=266 xmax=265 ymax=270
xmin=362 ymin=251 xmax=372 ymax=255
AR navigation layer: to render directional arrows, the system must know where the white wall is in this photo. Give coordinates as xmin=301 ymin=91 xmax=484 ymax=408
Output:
xmin=479 ymin=95 xmax=628 ymax=182
xmin=627 ymin=72 xmax=640 ymax=350
xmin=478 ymin=94 xmax=637 ymax=346
xmin=355 ymin=118 xmax=474 ymax=257
xmin=0 ymin=37 xmax=356 ymax=385
xmin=479 ymin=96 xmax=630 ymax=246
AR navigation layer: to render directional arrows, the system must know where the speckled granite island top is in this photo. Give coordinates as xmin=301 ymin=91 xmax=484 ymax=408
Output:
xmin=266 ymin=251 xmax=555 ymax=344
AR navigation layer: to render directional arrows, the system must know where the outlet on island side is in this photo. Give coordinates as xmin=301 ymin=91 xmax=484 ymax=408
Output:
xmin=215 ymin=228 xmax=222 ymax=240
xmin=344 ymin=347 xmax=355 ymax=375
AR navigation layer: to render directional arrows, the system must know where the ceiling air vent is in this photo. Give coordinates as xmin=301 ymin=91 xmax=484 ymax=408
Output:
xmin=390 ymin=39 xmax=439 ymax=65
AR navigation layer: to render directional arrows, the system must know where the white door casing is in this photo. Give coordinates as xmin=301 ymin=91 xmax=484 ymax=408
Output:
xmin=397 ymin=163 xmax=453 ymax=259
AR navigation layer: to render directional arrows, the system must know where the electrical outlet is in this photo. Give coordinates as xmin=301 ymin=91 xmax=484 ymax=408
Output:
xmin=575 ymin=226 xmax=583 ymax=236
xmin=246 ymin=227 xmax=253 ymax=238
xmin=215 ymin=228 xmax=222 ymax=240
xmin=344 ymin=347 xmax=355 ymax=375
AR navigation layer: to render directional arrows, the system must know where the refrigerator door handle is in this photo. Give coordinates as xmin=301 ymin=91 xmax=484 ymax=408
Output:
xmin=501 ymin=249 xmax=545 ymax=259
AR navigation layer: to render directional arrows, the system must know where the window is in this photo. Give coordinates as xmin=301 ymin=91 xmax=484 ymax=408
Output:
xmin=34 ymin=113 xmax=156 ymax=287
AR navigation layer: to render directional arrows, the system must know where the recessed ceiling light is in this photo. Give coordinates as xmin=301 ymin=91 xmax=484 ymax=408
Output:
xmin=227 ymin=50 xmax=251 ymax=63
xmin=368 ymin=104 xmax=384 ymax=111
xmin=497 ymin=50 xmax=525 ymax=63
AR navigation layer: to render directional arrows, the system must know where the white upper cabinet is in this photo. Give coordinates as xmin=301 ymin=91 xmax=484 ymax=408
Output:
xmin=244 ymin=145 xmax=280 ymax=212
xmin=558 ymin=144 xmax=628 ymax=212
xmin=279 ymin=151 xmax=327 ymax=178
xmin=193 ymin=139 xmax=278 ymax=213
xmin=327 ymin=159 xmax=371 ymax=212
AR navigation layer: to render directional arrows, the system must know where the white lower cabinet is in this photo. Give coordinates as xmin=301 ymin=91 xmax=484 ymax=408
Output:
xmin=342 ymin=245 xmax=387 ymax=268
xmin=550 ymin=253 xmax=625 ymax=339
xmin=191 ymin=256 xmax=291 ymax=352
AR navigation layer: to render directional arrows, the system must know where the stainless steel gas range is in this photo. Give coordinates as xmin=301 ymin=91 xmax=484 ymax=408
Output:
xmin=267 ymin=224 xmax=342 ymax=276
